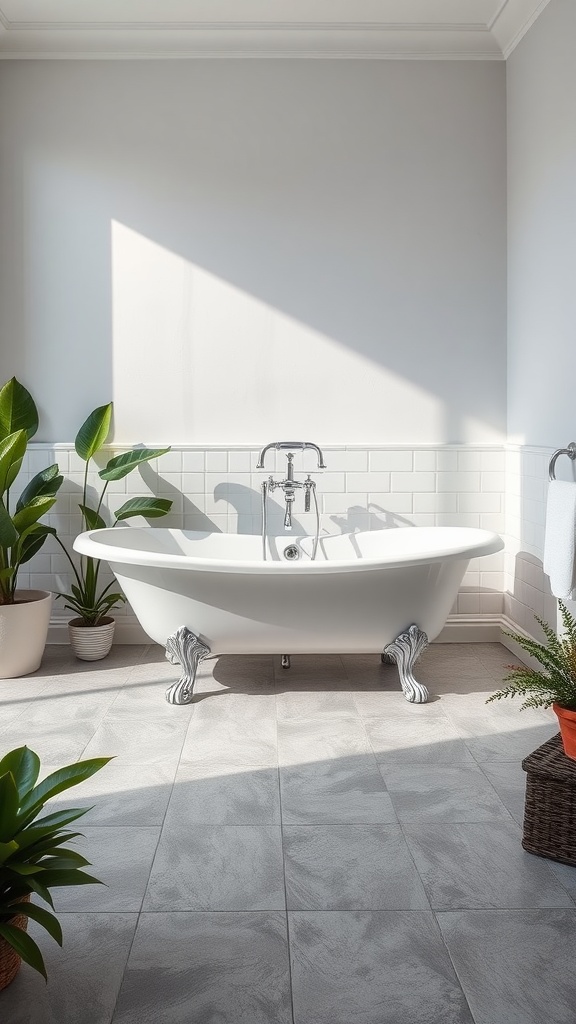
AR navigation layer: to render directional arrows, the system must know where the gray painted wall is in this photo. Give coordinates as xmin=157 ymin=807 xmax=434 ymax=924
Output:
xmin=0 ymin=59 xmax=506 ymax=444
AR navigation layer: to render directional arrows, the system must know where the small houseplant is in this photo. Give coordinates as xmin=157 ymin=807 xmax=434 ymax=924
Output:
xmin=55 ymin=401 xmax=172 ymax=660
xmin=487 ymin=600 xmax=576 ymax=759
xmin=0 ymin=377 xmax=63 ymax=677
xmin=0 ymin=744 xmax=112 ymax=988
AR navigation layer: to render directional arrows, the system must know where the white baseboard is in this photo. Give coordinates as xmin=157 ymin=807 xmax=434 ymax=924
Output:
xmin=47 ymin=612 xmax=522 ymax=649
xmin=47 ymin=615 xmax=151 ymax=645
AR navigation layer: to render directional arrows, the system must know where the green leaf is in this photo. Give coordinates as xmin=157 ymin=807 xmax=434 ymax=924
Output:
xmin=17 ymin=524 xmax=56 ymax=566
xmin=15 ymin=832 xmax=85 ymax=860
xmin=0 ymin=771 xmax=19 ymax=842
xmin=0 ymin=840 xmax=19 ymax=865
xmin=114 ymin=497 xmax=172 ymax=521
xmin=39 ymin=852 xmax=91 ymax=870
xmin=75 ymin=403 xmax=112 ymax=462
xmin=31 ymin=807 xmax=90 ymax=833
xmin=0 ymin=378 xmax=39 ymax=442
xmin=0 ymin=429 xmax=27 ymax=496
xmin=0 ymin=746 xmax=40 ymax=800
xmin=16 ymin=465 xmax=63 ymax=513
xmin=8 ymin=902 xmax=63 ymax=946
xmin=26 ymin=876 xmax=54 ymax=909
xmin=0 ymin=499 xmax=18 ymax=549
xmin=35 ymin=868 xmax=102 ymax=888
xmin=19 ymin=758 xmax=113 ymax=817
xmin=99 ymin=447 xmax=171 ymax=482
xmin=12 ymin=496 xmax=56 ymax=534
xmin=79 ymin=505 xmax=106 ymax=531
xmin=0 ymin=923 xmax=47 ymax=981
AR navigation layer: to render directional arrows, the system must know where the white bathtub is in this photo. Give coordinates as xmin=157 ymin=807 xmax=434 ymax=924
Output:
xmin=74 ymin=526 xmax=503 ymax=704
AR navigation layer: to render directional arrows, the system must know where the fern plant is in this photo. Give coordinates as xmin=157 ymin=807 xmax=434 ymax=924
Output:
xmin=487 ymin=600 xmax=576 ymax=711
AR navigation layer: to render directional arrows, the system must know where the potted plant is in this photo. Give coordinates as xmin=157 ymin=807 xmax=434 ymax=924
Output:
xmin=487 ymin=600 xmax=576 ymax=760
xmin=0 ymin=744 xmax=111 ymax=988
xmin=55 ymin=401 xmax=172 ymax=660
xmin=0 ymin=378 xmax=63 ymax=678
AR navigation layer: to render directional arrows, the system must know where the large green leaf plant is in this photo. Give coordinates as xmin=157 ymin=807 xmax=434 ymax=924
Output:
xmin=55 ymin=402 xmax=172 ymax=625
xmin=0 ymin=745 xmax=111 ymax=981
xmin=0 ymin=378 xmax=63 ymax=605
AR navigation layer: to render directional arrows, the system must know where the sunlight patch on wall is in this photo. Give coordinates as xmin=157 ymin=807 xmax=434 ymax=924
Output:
xmin=112 ymin=222 xmax=467 ymax=446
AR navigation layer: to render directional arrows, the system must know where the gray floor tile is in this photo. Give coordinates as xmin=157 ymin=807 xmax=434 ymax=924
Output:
xmin=284 ymin=824 xmax=429 ymax=910
xmin=14 ymin=691 xmax=118 ymax=728
xmin=437 ymin=909 xmax=576 ymax=1024
xmin=364 ymin=711 xmax=476 ymax=765
xmin=164 ymin=760 xmax=281 ymax=825
xmin=289 ymin=910 xmax=474 ymax=1024
xmin=0 ymin=718 xmax=99 ymax=763
xmin=112 ymin=911 xmax=292 ymax=1024
xmin=190 ymin=690 xmax=277 ymax=719
xmin=106 ymin=681 xmax=194 ymax=716
xmin=82 ymin=714 xmax=189 ymax=766
xmin=545 ymin=859 xmax=576 ymax=904
xmin=9 ymin=641 xmax=576 ymax=1024
xmin=280 ymin=757 xmax=396 ymax=824
xmin=351 ymin=687 xmax=444 ymax=717
xmin=143 ymin=824 xmax=285 ymax=910
xmin=274 ymin=654 xmax=348 ymax=685
xmin=442 ymin=698 xmax=556 ymax=761
xmin=276 ymin=687 xmax=358 ymax=719
xmin=341 ymin=653 xmax=401 ymax=690
xmin=277 ymin=716 xmax=372 ymax=767
xmin=381 ymin=764 xmax=512 ymax=822
xmin=182 ymin=715 xmax=278 ymax=766
xmin=52 ymin=826 xmax=161 ymax=912
xmin=47 ymin=762 xmax=176 ymax=826
xmin=479 ymin=761 xmax=527 ymax=824
xmin=204 ymin=654 xmax=276 ymax=691
xmin=403 ymin=821 xmax=573 ymax=909
xmin=0 ymin=912 xmax=137 ymax=1024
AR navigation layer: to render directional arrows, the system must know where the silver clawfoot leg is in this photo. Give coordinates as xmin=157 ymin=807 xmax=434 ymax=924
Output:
xmin=281 ymin=655 xmax=291 ymax=669
xmin=164 ymin=626 xmax=211 ymax=705
xmin=383 ymin=624 xmax=429 ymax=704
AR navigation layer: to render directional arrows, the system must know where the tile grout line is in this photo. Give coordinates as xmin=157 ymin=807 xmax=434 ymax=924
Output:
xmin=275 ymin=674 xmax=298 ymax=1024
xmin=106 ymin=648 xmax=191 ymax=1024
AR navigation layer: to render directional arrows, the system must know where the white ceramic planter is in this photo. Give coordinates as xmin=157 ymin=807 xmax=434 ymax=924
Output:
xmin=68 ymin=617 xmax=115 ymax=661
xmin=0 ymin=590 xmax=53 ymax=678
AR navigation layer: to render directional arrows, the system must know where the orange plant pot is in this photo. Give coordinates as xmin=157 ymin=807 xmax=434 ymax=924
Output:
xmin=553 ymin=703 xmax=576 ymax=761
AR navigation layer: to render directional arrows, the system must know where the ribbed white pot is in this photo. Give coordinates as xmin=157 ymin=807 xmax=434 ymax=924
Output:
xmin=0 ymin=590 xmax=53 ymax=679
xmin=68 ymin=617 xmax=116 ymax=661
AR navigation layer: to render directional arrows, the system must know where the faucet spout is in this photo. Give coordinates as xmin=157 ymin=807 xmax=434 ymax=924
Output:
xmin=256 ymin=441 xmax=326 ymax=469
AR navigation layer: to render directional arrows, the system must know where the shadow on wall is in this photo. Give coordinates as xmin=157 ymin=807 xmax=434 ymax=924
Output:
xmin=508 ymin=551 xmax=557 ymax=642
xmin=1 ymin=60 xmax=506 ymax=444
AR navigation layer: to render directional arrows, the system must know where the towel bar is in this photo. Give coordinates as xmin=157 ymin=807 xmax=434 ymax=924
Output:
xmin=549 ymin=443 xmax=576 ymax=481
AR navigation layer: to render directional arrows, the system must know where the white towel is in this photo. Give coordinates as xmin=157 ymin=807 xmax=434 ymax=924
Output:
xmin=543 ymin=479 xmax=576 ymax=599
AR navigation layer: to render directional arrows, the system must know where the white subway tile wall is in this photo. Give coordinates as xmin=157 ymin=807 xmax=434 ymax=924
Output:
xmin=25 ymin=441 xmax=557 ymax=639
xmin=14 ymin=445 xmax=513 ymax=627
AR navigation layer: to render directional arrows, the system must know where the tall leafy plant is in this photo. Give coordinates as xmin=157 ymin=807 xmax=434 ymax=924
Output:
xmin=0 ymin=378 xmax=63 ymax=605
xmin=55 ymin=402 xmax=172 ymax=625
xmin=0 ymin=745 xmax=111 ymax=981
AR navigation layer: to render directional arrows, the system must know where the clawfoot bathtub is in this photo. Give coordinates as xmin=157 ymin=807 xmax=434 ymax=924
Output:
xmin=74 ymin=526 xmax=503 ymax=705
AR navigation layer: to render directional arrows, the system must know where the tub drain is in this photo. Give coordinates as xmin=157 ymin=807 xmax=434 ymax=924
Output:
xmin=283 ymin=544 xmax=300 ymax=560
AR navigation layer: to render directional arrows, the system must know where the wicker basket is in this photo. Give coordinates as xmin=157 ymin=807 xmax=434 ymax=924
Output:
xmin=0 ymin=894 xmax=31 ymax=991
xmin=522 ymin=733 xmax=576 ymax=866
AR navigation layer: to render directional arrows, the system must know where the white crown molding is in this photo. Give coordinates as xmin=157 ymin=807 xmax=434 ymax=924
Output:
xmin=0 ymin=0 xmax=552 ymax=59
xmin=0 ymin=21 xmax=503 ymax=60
xmin=489 ymin=0 xmax=553 ymax=57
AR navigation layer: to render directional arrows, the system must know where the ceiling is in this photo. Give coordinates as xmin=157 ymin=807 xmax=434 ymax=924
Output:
xmin=0 ymin=0 xmax=552 ymax=60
